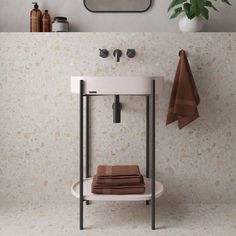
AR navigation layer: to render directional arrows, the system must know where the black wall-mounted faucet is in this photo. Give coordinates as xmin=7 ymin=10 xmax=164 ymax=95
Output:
xmin=113 ymin=49 xmax=122 ymax=62
xmin=99 ymin=48 xmax=136 ymax=62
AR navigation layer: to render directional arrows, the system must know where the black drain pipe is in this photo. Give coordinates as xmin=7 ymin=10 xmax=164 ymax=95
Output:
xmin=112 ymin=95 xmax=122 ymax=123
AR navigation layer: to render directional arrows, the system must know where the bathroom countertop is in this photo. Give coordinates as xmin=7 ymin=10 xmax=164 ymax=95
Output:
xmin=0 ymin=202 xmax=235 ymax=236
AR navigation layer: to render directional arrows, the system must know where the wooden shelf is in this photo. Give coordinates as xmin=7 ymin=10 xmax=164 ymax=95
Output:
xmin=71 ymin=177 xmax=164 ymax=202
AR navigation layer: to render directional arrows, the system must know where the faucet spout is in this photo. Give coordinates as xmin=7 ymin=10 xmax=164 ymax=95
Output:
xmin=113 ymin=49 xmax=122 ymax=62
xmin=112 ymin=95 xmax=122 ymax=123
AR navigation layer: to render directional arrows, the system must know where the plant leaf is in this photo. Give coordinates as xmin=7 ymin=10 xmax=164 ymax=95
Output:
xmin=170 ymin=7 xmax=184 ymax=19
xmin=190 ymin=0 xmax=204 ymax=16
xmin=205 ymin=0 xmax=218 ymax=11
xmin=168 ymin=0 xmax=187 ymax=12
xmin=221 ymin=0 xmax=231 ymax=5
xmin=183 ymin=3 xmax=195 ymax=19
xmin=201 ymin=7 xmax=209 ymax=20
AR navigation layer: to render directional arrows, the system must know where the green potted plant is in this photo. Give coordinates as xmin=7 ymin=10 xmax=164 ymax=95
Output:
xmin=168 ymin=0 xmax=231 ymax=32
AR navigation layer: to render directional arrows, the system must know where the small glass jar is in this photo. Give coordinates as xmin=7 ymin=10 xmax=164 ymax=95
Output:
xmin=52 ymin=17 xmax=69 ymax=32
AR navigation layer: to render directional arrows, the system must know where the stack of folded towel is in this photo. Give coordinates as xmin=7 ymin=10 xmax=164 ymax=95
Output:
xmin=91 ymin=165 xmax=145 ymax=194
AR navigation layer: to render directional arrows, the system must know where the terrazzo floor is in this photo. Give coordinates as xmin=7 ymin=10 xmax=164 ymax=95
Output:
xmin=0 ymin=202 xmax=236 ymax=236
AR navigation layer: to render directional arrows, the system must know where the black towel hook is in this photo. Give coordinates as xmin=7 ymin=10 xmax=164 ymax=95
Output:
xmin=179 ymin=49 xmax=185 ymax=56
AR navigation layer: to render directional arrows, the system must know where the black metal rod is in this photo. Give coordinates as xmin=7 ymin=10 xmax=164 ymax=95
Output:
xmin=79 ymin=80 xmax=84 ymax=230
xmin=146 ymin=96 xmax=150 ymax=206
xmin=151 ymin=80 xmax=156 ymax=230
xmin=86 ymin=96 xmax=90 ymax=205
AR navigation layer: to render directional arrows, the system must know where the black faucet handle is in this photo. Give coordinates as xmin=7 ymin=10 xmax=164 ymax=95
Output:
xmin=127 ymin=49 xmax=136 ymax=58
xmin=99 ymin=49 xmax=109 ymax=58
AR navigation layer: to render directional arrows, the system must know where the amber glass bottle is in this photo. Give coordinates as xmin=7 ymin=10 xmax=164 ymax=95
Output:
xmin=42 ymin=10 xmax=51 ymax=32
xmin=30 ymin=2 xmax=42 ymax=32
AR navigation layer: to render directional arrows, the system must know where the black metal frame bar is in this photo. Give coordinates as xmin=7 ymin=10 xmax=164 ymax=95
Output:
xmin=151 ymin=79 xmax=156 ymax=230
xmin=79 ymin=79 xmax=156 ymax=230
xmin=79 ymin=80 xmax=84 ymax=230
xmin=146 ymin=96 xmax=150 ymax=206
xmin=86 ymin=96 xmax=90 ymax=205
xmin=86 ymin=96 xmax=89 ymax=178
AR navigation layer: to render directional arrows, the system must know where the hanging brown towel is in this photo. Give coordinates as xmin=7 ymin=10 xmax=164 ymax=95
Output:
xmin=166 ymin=49 xmax=200 ymax=129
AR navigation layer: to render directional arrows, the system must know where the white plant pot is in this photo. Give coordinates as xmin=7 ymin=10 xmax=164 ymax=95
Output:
xmin=178 ymin=16 xmax=204 ymax=32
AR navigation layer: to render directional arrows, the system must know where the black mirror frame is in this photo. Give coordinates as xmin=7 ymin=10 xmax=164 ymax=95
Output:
xmin=83 ymin=0 xmax=152 ymax=13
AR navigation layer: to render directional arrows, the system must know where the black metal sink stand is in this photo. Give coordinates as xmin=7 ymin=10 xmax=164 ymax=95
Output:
xmin=79 ymin=79 xmax=156 ymax=230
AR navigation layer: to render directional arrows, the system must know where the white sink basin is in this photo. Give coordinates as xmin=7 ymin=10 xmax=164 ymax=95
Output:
xmin=71 ymin=76 xmax=164 ymax=95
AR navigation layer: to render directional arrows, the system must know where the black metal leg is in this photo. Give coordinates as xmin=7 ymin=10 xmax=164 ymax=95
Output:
xmin=151 ymin=80 xmax=156 ymax=230
xmin=146 ymin=96 xmax=150 ymax=206
xmin=86 ymin=96 xmax=90 ymax=205
xmin=80 ymin=80 xmax=84 ymax=230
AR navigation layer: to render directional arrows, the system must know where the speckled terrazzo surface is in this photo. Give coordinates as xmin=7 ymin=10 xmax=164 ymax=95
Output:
xmin=0 ymin=203 xmax=236 ymax=236
xmin=0 ymin=33 xmax=236 ymax=206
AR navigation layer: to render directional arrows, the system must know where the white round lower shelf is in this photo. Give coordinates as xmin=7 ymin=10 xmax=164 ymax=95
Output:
xmin=71 ymin=177 xmax=164 ymax=201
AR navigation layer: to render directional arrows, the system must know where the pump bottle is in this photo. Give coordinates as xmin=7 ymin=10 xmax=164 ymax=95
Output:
xmin=30 ymin=2 xmax=42 ymax=32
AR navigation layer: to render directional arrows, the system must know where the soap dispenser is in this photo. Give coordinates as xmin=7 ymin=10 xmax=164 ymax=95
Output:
xmin=42 ymin=10 xmax=51 ymax=32
xmin=30 ymin=2 xmax=42 ymax=32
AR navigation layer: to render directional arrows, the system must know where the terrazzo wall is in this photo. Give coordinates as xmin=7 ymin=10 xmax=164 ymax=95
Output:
xmin=0 ymin=33 xmax=236 ymax=205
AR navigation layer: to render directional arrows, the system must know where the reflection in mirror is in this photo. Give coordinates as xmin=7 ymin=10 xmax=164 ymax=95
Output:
xmin=84 ymin=0 xmax=152 ymax=12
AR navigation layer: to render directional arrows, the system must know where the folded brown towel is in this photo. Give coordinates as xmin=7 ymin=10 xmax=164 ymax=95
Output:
xmin=166 ymin=49 xmax=200 ymax=129
xmin=92 ymin=175 xmax=145 ymax=194
xmin=96 ymin=165 xmax=141 ymax=185
xmin=96 ymin=165 xmax=140 ymax=177
xmin=95 ymin=175 xmax=142 ymax=186
xmin=96 ymin=175 xmax=142 ymax=185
